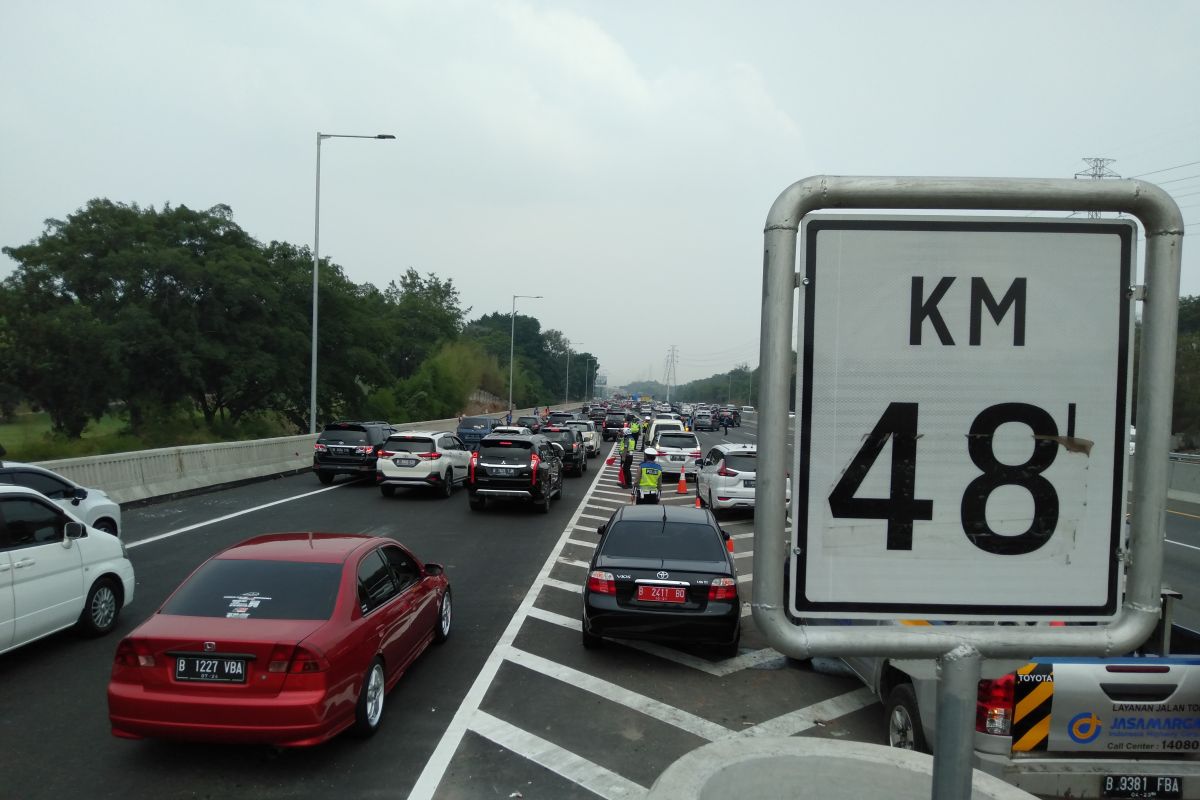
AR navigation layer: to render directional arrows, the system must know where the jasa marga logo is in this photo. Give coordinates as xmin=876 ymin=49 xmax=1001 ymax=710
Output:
xmin=1068 ymin=712 xmax=1103 ymax=744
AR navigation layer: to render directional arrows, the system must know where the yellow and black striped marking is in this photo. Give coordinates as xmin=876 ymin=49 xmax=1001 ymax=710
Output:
xmin=1011 ymin=662 xmax=1054 ymax=752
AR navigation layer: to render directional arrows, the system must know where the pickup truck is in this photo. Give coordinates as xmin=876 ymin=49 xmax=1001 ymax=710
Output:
xmin=837 ymin=603 xmax=1200 ymax=799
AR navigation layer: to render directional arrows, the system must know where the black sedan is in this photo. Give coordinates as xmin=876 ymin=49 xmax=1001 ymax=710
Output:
xmin=582 ymin=505 xmax=740 ymax=657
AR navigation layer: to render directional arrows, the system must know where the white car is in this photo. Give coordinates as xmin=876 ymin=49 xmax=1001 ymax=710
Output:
xmin=376 ymin=430 xmax=472 ymax=498
xmin=0 ymin=484 xmax=135 ymax=655
xmin=740 ymin=406 xmax=755 ymax=414
xmin=653 ymin=430 xmax=702 ymax=480
xmin=492 ymin=426 xmax=534 ymax=436
xmin=563 ymin=420 xmax=600 ymax=457
xmin=0 ymin=461 xmax=121 ymax=536
xmin=696 ymin=443 xmax=790 ymax=513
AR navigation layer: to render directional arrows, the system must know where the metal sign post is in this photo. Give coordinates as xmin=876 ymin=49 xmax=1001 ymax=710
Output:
xmin=752 ymin=177 xmax=1183 ymax=799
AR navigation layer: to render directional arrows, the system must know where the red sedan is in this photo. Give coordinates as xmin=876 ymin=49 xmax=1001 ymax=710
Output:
xmin=108 ymin=533 xmax=451 ymax=746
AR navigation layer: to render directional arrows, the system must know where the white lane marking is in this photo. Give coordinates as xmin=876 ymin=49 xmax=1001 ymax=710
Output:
xmin=738 ymin=687 xmax=877 ymax=738
xmin=733 ymin=551 xmax=753 ymax=559
xmin=579 ymin=512 xmax=612 ymax=521
xmin=1167 ymin=538 xmax=1200 ymax=552
xmin=125 ymin=483 xmax=346 ymax=550
xmin=573 ymin=524 xmax=601 ymax=535
xmin=529 ymin=605 xmax=581 ymax=628
xmin=545 ymin=578 xmax=583 ymax=594
xmin=593 ymin=489 xmax=631 ymax=499
xmin=470 ymin=711 xmax=647 ymax=800
xmin=737 ymin=573 xmax=753 ymax=584
xmin=587 ymin=498 xmax=625 ymax=508
xmin=506 ymin=647 xmax=730 ymax=741
xmin=557 ymin=557 xmax=590 ymax=569
xmin=731 ymin=532 xmax=755 ymax=540
xmin=409 ymin=442 xmax=614 ymax=800
xmin=566 ymin=538 xmax=596 ymax=550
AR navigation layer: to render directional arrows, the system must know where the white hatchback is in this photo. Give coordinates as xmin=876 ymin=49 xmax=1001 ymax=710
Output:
xmin=376 ymin=430 xmax=472 ymax=498
xmin=0 ymin=461 xmax=122 ymax=536
xmin=654 ymin=430 xmax=702 ymax=480
xmin=696 ymin=443 xmax=790 ymax=513
xmin=0 ymin=484 xmax=135 ymax=655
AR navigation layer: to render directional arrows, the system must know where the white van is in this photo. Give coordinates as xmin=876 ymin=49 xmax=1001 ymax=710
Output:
xmin=0 ymin=484 xmax=135 ymax=655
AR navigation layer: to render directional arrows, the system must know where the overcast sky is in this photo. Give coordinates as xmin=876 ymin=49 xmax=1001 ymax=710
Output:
xmin=3 ymin=1 xmax=1198 ymax=387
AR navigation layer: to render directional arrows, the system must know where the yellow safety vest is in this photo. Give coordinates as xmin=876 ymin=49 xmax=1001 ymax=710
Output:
xmin=639 ymin=461 xmax=662 ymax=491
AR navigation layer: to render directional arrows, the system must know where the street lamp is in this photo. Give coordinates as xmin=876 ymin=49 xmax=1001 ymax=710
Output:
xmin=564 ymin=342 xmax=573 ymax=405
xmin=310 ymin=131 xmax=395 ymax=434
xmin=508 ymin=295 xmax=542 ymax=416
xmin=583 ymin=358 xmax=595 ymax=400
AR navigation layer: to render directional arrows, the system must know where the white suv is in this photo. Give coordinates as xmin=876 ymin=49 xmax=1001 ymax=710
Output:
xmin=376 ymin=431 xmax=472 ymax=498
xmin=654 ymin=430 xmax=701 ymax=480
xmin=563 ymin=420 xmax=600 ymax=457
xmin=0 ymin=484 xmax=135 ymax=655
xmin=696 ymin=443 xmax=790 ymax=513
xmin=0 ymin=461 xmax=122 ymax=537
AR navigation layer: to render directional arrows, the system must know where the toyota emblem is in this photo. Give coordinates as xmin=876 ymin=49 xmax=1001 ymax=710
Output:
xmin=203 ymin=641 xmax=216 ymax=652
xmin=656 ymin=571 xmax=669 ymax=579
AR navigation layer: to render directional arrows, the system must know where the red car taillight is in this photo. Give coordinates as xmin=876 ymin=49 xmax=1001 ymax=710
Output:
xmin=976 ymin=674 xmax=1015 ymax=736
xmin=289 ymin=645 xmax=330 ymax=673
xmin=708 ymin=577 xmax=737 ymax=600
xmin=114 ymin=638 xmax=156 ymax=668
xmin=417 ymin=452 xmax=442 ymax=460
xmin=469 ymin=451 xmax=479 ymax=482
xmin=587 ymin=570 xmax=616 ymax=595
xmin=717 ymin=460 xmax=739 ymax=477
xmin=530 ymin=452 xmax=541 ymax=485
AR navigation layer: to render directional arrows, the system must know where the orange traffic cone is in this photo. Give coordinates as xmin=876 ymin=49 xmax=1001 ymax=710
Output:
xmin=694 ymin=493 xmax=702 ymax=508
xmin=676 ymin=469 xmax=688 ymax=494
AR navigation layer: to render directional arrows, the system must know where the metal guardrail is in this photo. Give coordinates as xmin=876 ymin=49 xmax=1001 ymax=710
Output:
xmin=1170 ymin=451 xmax=1200 ymax=463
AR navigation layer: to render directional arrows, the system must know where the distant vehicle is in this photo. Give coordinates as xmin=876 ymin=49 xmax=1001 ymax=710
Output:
xmin=375 ymin=431 xmax=471 ymax=498
xmin=491 ymin=425 xmax=534 ymax=436
xmin=693 ymin=411 xmax=717 ymax=432
xmin=582 ymin=505 xmax=740 ymax=658
xmin=0 ymin=460 xmax=121 ymax=536
xmin=653 ymin=431 xmax=702 ymax=480
xmin=646 ymin=418 xmax=685 ymax=447
xmin=740 ymin=406 xmax=755 ymax=414
xmin=0 ymin=484 xmax=135 ymax=655
xmin=467 ymin=433 xmax=564 ymax=513
xmin=456 ymin=416 xmax=501 ymax=451
xmin=546 ymin=411 xmax=577 ymax=427
xmin=563 ymin=420 xmax=600 ymax=458
xmin=602 ymin=412 xmax=627 ymax=441
xmin=314 ymin=421 xmax=397 ymax=484
xmin=542 ymin=426 xmax=588 ymax=475
xmin=696 ymin=443 xmax=789 ymax=513
xmin=107 ymin=533 xmax=450 ymax=746
xmin=515 ymin=415 xmax=542 ymax=434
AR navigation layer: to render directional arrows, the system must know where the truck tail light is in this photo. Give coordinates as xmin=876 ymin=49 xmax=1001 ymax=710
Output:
xmin=976 ymin=674 xmax=1015 ymax=736
xmin=587 ymin=570 xmax=616 ymax=595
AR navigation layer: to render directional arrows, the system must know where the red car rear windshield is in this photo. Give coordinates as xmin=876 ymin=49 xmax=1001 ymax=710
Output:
xmin=162 ymin=560 xmax=342 ymax=620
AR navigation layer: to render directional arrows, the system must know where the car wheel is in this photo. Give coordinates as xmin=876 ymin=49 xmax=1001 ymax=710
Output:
xmin=433 ymin=588 xmax=452 ymax=644
xmin=716 ymin=627 xmax=741 ymax=659
xmin=77 ymin=577 xmax=121 ymax=637
xmin=317 ymin=471 xmax=335 ymax=485
xmin=582 ymin=616 xmax=603 ymax=649
xmin=380 ymin=485 xmax=396 ymax=498
xmin=352 ymin=658 xmax=387 ymax=738
xmin=442 ymin=468 xmax=454 ymax=498
xmin=885 ymin=683 xmax=929 ymax=753
xmin=469 ymin=495 xmax=486 ymax=511
xmin=93 ymin=518 xmax=119 ymax=536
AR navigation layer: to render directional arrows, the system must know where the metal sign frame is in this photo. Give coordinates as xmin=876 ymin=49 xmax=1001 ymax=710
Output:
xmin=793 ymin=214 xmax=1135 ymax=620
xmin=752 ymin=176 xmax=1183 ymax=799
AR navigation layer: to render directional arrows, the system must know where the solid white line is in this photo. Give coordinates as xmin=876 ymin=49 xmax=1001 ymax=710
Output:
xmin=739 ymin=687 xmax=876 ymax=737
xmin=470 ymin=711 xmax=647 ymax=800
xmin=557 ymin=557 xmax=590 ymax=569
xmin=1167 ymin=538 xmax=1200 ymax=552
xmin=506 ymin=647 xmax=730 ymax=741
xmin=409 ymin=431 xmax=612 ymax=800
xmin=545 ymin=578 xmax=583 ymax=594
xmin=125 ymin=483 xmax=347 ymax=550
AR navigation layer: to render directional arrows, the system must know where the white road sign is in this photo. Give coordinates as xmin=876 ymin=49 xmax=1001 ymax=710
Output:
xmin=793 ymin=216 xmax=1135 ymax=620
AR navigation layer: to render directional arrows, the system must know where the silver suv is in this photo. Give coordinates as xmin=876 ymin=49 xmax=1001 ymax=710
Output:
xmin=376 ymin=431 xmax=472 ymax=498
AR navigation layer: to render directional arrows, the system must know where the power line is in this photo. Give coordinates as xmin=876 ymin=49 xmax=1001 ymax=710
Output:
xmin=1129 ymin=159 xmax=1200 ymax=178
xmin=1158 ymin=172 xmax=1200 ymax=185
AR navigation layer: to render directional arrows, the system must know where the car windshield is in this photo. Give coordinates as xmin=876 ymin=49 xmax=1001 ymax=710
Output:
xmin=658 ymin=433 xmax=697 ymax=449
xmin=543 ymin=431 xmax=574 ymax=446
xmin=320 ymin=428 xmax=369 ymax=443
xmin=479 ymin=440 xmax=532 ymax=461
xmin=605 ymin=414 xmax=625 ymax=421
xmin=459 ymin=417 xmax=492 ymax=430
xmin=601 ymin=521 xmax=725 ymax=562
xmin=723 ymin=452 xmax=757 ymax=472
xmin=161 ymin=559 xmax=342 ymax=620
xmin=385 ymin=437 xmax=434 ymax=453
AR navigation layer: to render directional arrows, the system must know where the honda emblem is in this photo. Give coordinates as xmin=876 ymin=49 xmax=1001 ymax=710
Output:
xmin=203 ymin=641 xmax=216 ymax=652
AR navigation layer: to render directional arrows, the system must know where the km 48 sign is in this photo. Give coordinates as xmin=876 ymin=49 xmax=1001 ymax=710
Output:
xmin=793 ymin=217 xmax=1135 ymax=620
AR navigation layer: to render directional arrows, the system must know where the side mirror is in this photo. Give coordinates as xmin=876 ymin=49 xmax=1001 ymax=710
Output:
xmin=424 ymin=562 xmax=445 ymax=577
xmin=65 ymin=521 xmax=85 ymax=541
xmin=72 ymin=486 xmax=88 ymax=505
xmin=598 ymin=522 xmax=608 ymax=536
xmin=720 ymin=529 xmax=730 ymax=541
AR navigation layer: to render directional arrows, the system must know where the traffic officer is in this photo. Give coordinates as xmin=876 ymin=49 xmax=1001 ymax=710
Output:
xmin=634 ymin=447 xmax=663 ymax=505
xmin=629 ymin=417 xmax=641 ymax=448
xmin=619 ymin=428 xmax=635 ymax=487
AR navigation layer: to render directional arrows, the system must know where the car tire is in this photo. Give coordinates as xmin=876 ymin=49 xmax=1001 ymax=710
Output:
xmin=442 ymin=468 xmax=454 ymax=498
xmin=885 ymin=683 xmax=929 ymax=753
xmin=77 ymin=577 xmax=121 ymax=637
xmin=380 ymin=485 xmax=396 ymax=498
xmin=352 ymin=658 xmax=387 ymax=738
xmin=716 ymin=627 xmax=741 ymax=660
xmin=433 ymin=589 xmax=452 ymax=644
xmin=582 ymin=617 xmax=603 ymax=649
xmin=317 ymin=471 xmax=335 ymax=485
xmin=469 ymin=495 xmax=486 ymax=512
xmin=93 ymin=518 xmax=119 ymax=536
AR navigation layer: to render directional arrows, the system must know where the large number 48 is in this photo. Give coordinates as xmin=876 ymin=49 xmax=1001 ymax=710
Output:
xmin=827 ymin=402 xmax=1061 ymax=555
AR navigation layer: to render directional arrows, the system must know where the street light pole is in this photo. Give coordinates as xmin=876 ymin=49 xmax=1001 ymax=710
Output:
xmin=564 ymin=343 xmax=572 ymax=406
xmin=310 ymin=131 xmax=395 ymax=434
xmin=508 ymin=295 xmax=542 ymax=417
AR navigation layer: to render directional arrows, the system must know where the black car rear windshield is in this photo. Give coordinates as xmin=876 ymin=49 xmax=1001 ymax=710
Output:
xmin=162 ymin=559 xmax=342 ymax=620
xmin=601 ymin=522 xmax=725 ymax=562
xmin=723 ymin=452 xmax=757 ymax=472
xmin=385 ymin=437 xmax=434 ymax=453
xmin=605 ymin=413 xmax=625 ymax=421
xmin=459 ymin=417 xmax=493 ymax=430
xmin=319 ymin=429 xmax=369 ymax=443
xmin=658 ymin=433 xmax=698 ymax=449
xmin=479 ymin=440 xmax=533 ymax=460
xmin=516 ymin=416 xmax=539 ymax=425
xmin=543 ymin=431 xmax=574 ymax=445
